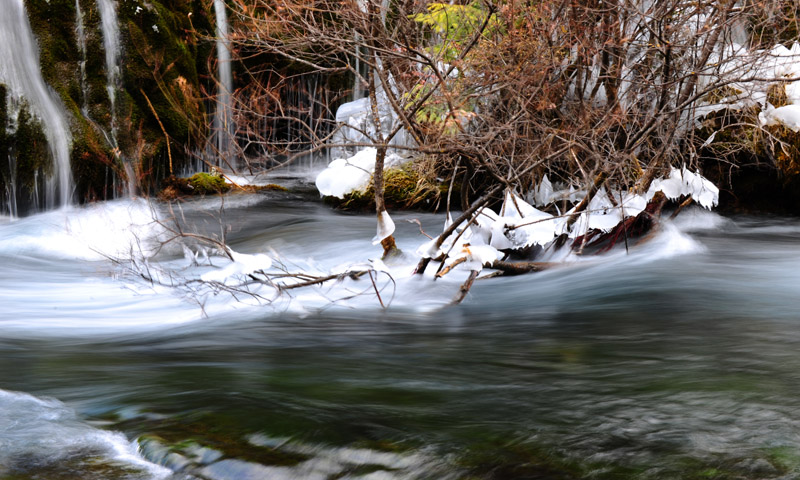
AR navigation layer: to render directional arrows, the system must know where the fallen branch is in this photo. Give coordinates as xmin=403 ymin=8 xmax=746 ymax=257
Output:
xmin=414 ymin=183 xmax=504 ymax=274
xmin=435 ymin=257 xmax=467 ymax=278
xmin=572 ymin=191 xmax=668 ymax=253
xmin=489 ymin=260 xmax=557 ymax=276
xmin=565 ymin=170 xmax=609 ymax=230
xmin=451 ymin=270 xmax=480 ymax=305
xmin=669 ymin=195 xmax=694 ymax=220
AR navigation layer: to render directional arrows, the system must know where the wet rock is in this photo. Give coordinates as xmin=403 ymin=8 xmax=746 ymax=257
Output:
xmin=183 ymin=443 xmax=224 ymax=465
xmin=734 ymin=457 xmax=780 ymax=476
xmin=198 ymin=459 xmax=312 ymax=480
xmin=137 ymin=436 xmax=192 ymax=472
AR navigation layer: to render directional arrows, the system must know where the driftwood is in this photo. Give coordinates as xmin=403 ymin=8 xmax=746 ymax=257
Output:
xmin=436 ymin=257 xmax=467 ymax=278
xmin=414 ymin=183 xmax=504 ymax=275
xmin=451 ymin=270 xmax=480 ymax=305
xmin=571 ymin=191 xmax=668 ymax=253
xmin=489 ymin=260 xmax=557 ymax=275
xmin=565 ymin=170 xmax=609 ymax=229
xmin=449 ymin=261 xmax=556 ymax=304
xmin=435 ymin=191 xmax=681 ymax=306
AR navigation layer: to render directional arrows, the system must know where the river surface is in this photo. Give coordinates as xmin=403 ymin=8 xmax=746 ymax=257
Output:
xmin=1 ymin=184 xmax=799 ymax=479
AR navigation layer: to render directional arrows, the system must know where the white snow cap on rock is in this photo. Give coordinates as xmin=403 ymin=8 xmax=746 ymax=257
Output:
xmin=315 ymin=148 xmax=404 ymax=198
xmin=759 ymin=103 xmax=800 ymax=132
xmin=315 ymin=148 xmax=376 ymax=198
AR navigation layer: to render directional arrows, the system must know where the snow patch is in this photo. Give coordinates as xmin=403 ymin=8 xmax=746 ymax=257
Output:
xmin=314 ymin=148 xmax=405 ymax=198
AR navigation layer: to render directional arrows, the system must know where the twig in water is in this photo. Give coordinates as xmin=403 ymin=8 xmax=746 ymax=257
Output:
xmin=367 ymin=270 xmax=385 ymax=308
xmin=451 ymin=270 xmax=480 ymax=305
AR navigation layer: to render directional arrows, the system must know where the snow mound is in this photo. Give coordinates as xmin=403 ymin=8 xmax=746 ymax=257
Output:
xmin=315 ymin=148 xmax=404 ymax=198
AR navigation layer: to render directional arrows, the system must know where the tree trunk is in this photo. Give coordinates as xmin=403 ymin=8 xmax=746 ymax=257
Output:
xmin=366 ymin=38 xmax=397 ymax=258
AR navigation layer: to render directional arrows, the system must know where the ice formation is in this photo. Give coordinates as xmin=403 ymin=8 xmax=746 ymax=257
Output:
xmin=646 ymin=166 xmax=719 ymax=209
xmin=372 ymin=210 xmax=396 ymax=245
xmin=448 ymin=243 xmax=503 ymax=272
xmin=424 ymin=166 xmax=719 ymax=274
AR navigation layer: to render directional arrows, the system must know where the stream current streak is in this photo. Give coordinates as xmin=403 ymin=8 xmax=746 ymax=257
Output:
xmin=0 ymin=194 xmax=799 ymax=479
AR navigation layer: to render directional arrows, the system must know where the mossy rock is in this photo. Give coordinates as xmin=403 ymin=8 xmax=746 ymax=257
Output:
xmin=236 ymin=183 xmax=289 ymax=193
xmin=160 ymin=172 xmax=231 ymax=198
xmin=330 ymin=162 xmax=444 ymax=211
xmin=189 ymin=172 xmax=231 ymax=194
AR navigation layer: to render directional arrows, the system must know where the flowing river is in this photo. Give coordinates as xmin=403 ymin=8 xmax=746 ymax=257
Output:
xmin=1 ymin=180 xmax=800 ymax=479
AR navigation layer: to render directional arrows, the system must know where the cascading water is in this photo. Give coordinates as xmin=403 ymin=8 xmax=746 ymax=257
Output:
xmin=75 ymin=0 xmax=89 ymax=114
xmin=213 ymin=0 xmax=235 ymax=170
xmin=0 ymin=0 xmax=73 ymax=210
xmin=96 ymin=0 xmax=136 ymax=197
xmin=97 ymin=0 xmax=120 ymax=140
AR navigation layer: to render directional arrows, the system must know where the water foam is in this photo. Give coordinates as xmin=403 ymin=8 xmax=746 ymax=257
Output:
xmin=0 ymin=199 xmax=166 ymax=261
xmin=0 ymin=389 xmax=171 ymax=478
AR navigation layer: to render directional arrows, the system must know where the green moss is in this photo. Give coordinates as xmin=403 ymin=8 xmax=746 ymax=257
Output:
xmin=333 ymin=162 xmax=443 ymax=211
xmin=161 ymin=172 xmax=231 ymax=197
xmin=25 ymin=0 xmax=83 ymax=115
xmin=70 ymin=131 xmax=116 ymax=202
xmin=128 ymin=416 xmax=311 ymax=468
xmin=763 ymin=445 xmax=800 ymax=472
xmin=120 ymin=0 xmax=207 ymax=140
xmin=189 ymin=172 xmax=230 ymax=194
xmin=23 ymin=0 xmax=213 ymax=197
xmin=237 ymin=183 xmax=290 ymax=193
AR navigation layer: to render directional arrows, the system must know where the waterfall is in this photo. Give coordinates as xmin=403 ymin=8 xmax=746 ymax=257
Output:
xmin=97 ymin=0 xmax=120 ymax=135
xmin=96 ymin=0 xmax=134 ymax=196
xmin=75 ymin=0 xmax=89 ymax=114
xmin=4 ymin=152 xmax=18 ymax=217
xmin=213 ymin=0 xmax=235 ymax=170
xmin=0 ymin=0 xmax=73 ymax=209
